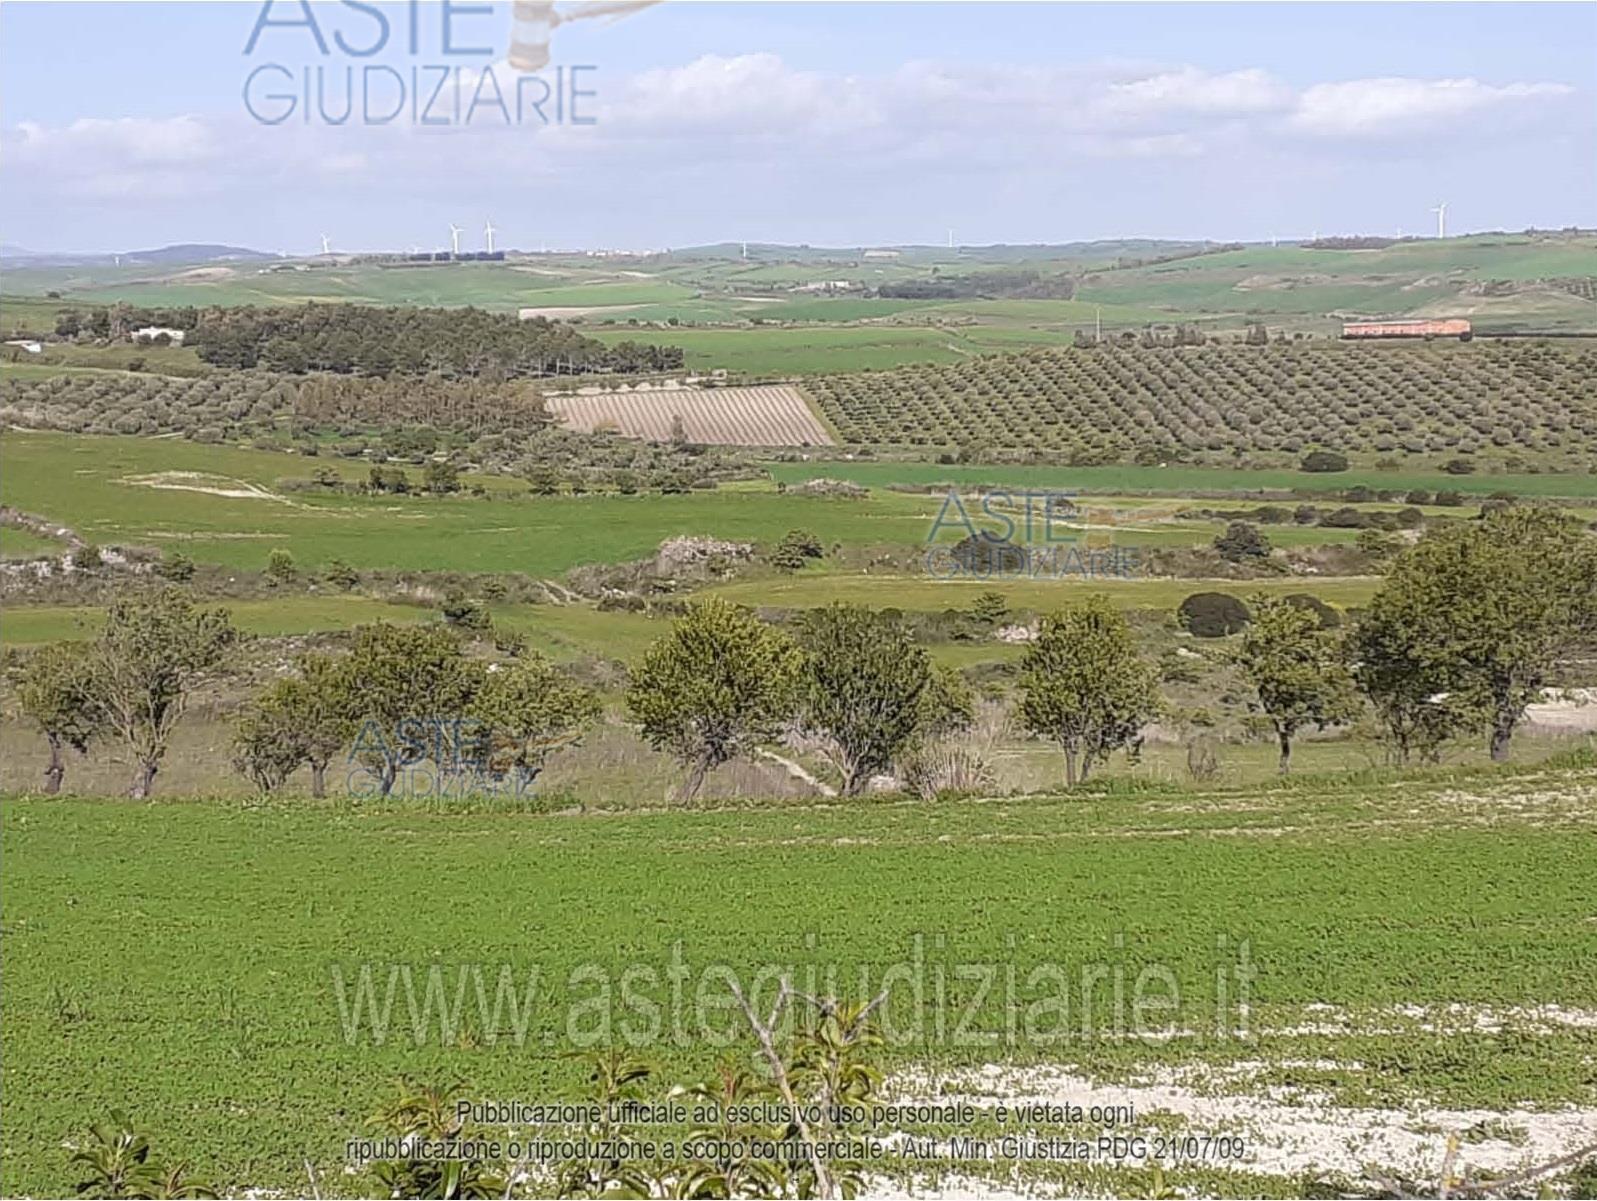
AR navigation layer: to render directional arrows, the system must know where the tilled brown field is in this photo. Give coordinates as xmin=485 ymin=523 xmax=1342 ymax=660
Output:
xmin=544 ymin=383 xmax=835 ymax=446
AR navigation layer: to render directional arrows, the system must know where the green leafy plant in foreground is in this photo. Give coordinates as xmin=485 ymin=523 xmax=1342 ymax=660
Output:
xmin=70 ymin=1112 xmax=214 ymax=1200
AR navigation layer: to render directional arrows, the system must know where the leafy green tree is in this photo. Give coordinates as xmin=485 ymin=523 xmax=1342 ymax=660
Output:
xmin=87 ymin=589 xmax=236 ymax=798
xmin=14 ymin=642 xmax=102 ymax=794
xmin=1352 ymin=507 xmax=1597 ymax=761
xmin=626 ymin=599 xmax=803 ymax=804
xmin=1018 ymin=598 xmax=1159 ymax=786
xmin=423 ymin=459 xmax=460 ymax=494
xmin=468 ymin=653 xmax=601 ymax=786
xmin=232 ymin=654 xmax=359 ymax=797
xmin=343 ymin=624 xmax=484 ymax=795
xmin=793 ymin=604 xmax=970 ymax=795
xmin=1236 ymin=597 xmax=1358 ymax=773
xmin=230 ymin=698 xmax=308 ymax=795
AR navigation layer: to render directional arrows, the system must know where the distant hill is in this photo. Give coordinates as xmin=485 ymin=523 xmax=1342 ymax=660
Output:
xmin=0 ymin=243 xmax=272 ymax=267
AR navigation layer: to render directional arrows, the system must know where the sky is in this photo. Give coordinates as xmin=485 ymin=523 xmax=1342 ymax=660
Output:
xmin=1 ymin=1 xmax=1593 ymax=254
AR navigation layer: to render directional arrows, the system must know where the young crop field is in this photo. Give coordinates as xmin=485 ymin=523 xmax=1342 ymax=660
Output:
xmin=805 ymin=341 xmax=1597 ymax=466
xmin=545 ymin=383 xmax=836 ymax=446
xmin=3 ymin=760 xmax=1594 ymax=1197
xmin=763 ymin=459 xmax=1597 ymax=499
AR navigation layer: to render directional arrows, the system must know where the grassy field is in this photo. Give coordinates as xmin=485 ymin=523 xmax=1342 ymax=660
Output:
xmin=3 ymin=759 xmax=1594 ymax=1196
xmin=766 ymin=459 xmax=1597 ymax=499
xmin=704 ymin=573 xmax=1382 ymax=613
xmin=1 ymin=431 xmax=1392 ymax=579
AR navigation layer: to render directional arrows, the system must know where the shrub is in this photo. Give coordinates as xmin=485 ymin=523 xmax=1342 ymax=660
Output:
xmin=1300 ymin=449 xmax=1349 ymax=473
xmin=1213 ymin=521 xmax=1271 ymax=561
xmin=265 ymin=548 xmax=297 ymax=583
xmin=1177 ymin=592 xmax=1252 ymax=638
xmin=1282 ymin=592 xmax=1341 ymax=628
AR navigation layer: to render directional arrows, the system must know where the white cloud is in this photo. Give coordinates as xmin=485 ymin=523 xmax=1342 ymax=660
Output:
xmin=1289 ymin=76 xmax=1575 ymax=139
xmin=1099 ymin=67 xmax=1293 ymax=122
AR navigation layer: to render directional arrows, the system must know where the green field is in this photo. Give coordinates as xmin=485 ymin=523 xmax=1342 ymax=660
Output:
xmin=705 ymin=573 xmax=1382 ymax=613
xmin=3 ymin=760 xmax=1594 ymax=1196
xmin=2 ymin=431 xmax=1386 ymax=579
xmin=766 ymin=459 xmax=1597 ymax=499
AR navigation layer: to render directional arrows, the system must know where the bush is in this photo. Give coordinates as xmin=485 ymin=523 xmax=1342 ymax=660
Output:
xmin=1177 ymin=592 xmax=1252 ymax=638
xmin=323 ymin=559 xmax=360 ymax=590
xmin=1213 ymin=521 xmax=1271 ymax=561
xmin=1443 ymin=457 xmax=1477 ymax=475
xmin=154 ymin=551 xmax=195 ymax=583
xmin=266 ymin=548 xmax=297 ymax=583
xmin=1282 ymin=592 xmax=1341 ymax=628
xmin=1434 ymin=490 xmax=1465 ymax=507
xmin=1300 ymin=450 xmax=1349 ymax=473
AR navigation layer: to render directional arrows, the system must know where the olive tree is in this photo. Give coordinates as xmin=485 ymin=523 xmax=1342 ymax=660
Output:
xmin=231 ymin=653 xmax=359 ymax=796
xmin=88 ymin=589 xmax=236 ymax=798
xmin=469 ymin=653 xmax=602 ymax=787
xmin=1018 ymin=598 xmax=1160 ymax=787
xmin=342 ymin=624 xmax=483 ymax=796
xmin=627 ymin=599 xmax=803 ymax=804
xmin=14 ymin=642 xmax=102 ymax=794
xmin=793 ymin=604 xmax=972 ymax=796
xmin=1352 ymin=507 xmax=1597 ymax=761
xmin=1236 ymin=596 xmax=1358 ymax=773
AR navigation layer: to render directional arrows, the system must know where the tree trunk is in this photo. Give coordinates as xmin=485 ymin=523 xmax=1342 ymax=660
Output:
xmin=43 ymin=734 xmax=64 ymax=795
xmin=378 ymin=761 xmax=397 ymax=797
xmin=1062 ymin=746 xmax=1078 ymax=788
xmin=1277 ymin=729 xmax=1293 ymax=775
xmin=310 ymin=760 xmax=327 ymax=799
xmin=1489 ymin=713 xmax=1514 ymax=762
xmin=676 ymin=756 xmax=712 ymax=805
xmin=129 ymin=759 xmax=158 ymax=800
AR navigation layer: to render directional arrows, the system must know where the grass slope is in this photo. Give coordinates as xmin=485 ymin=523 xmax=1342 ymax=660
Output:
xmin=3 ymin=763 xmax=1594 ymax=1195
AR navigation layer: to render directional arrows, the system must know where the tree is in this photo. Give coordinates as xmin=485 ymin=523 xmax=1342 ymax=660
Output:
xmin=626 ymin=599 xmax=803 ymax=804
xmin=423 ymin=459 xmax=460 ymax=494
xmin=233 ymin=654 xmax=361 ymax=797
xmin=770 ymin=528 xmax=823 ymax=573
xmin=1236 ymin=597 xmax=1358 ymax=773
xmin=1351 ymin=508 xmax=1597 ymax=762
xmin=1214 ymin=521 xmax=1271 ymax=562
xmin=343 ymin=624 xmax=484 ymax=796
xmin=14 ymin=642 xmax=102 ymax=794
xmin=793 ymin=604 xmax=970 ymax=796
xmin=1018 ymin=598 xmax=1159 ymax=786
xmin=87 ymin=590 xmax=236 ymax=798
xmin=468 ymin=654 xmax=601 ymax=787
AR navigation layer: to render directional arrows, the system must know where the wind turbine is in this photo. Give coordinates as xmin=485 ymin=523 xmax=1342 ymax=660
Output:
xmin=483 ymin=218 xmax=497 ymax=254
xmin=448 ymin=223 xmax=463 ymax=257
xmin=319 ymin=233 xmax=332 ymax=257
xmin=1431 ymin=202 xmax=1448 ymax=240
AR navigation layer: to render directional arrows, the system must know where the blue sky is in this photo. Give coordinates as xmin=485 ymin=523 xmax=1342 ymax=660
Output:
xmin=3 ymin=2 xmax=1593 ymax=252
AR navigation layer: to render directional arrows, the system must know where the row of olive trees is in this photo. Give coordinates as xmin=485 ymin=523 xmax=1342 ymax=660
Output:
xmin=14 ymin=590 xmax=236 ymax=798
xmin=626 ymin=600 xmax=975 ymax=803
xmin=625 ymin=507 xmax=1597 ymax=797
xmin=12 ymin=600 xmax=601 ymax=799
xmin=228 ymin=624 xmax=601 ymax=797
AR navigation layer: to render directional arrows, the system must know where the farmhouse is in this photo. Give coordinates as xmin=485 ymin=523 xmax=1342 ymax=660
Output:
xmin=132 ymin=326 xmax=187 ymax=344
xmin=1341 ymin=318 xmax=1471 ymax=340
